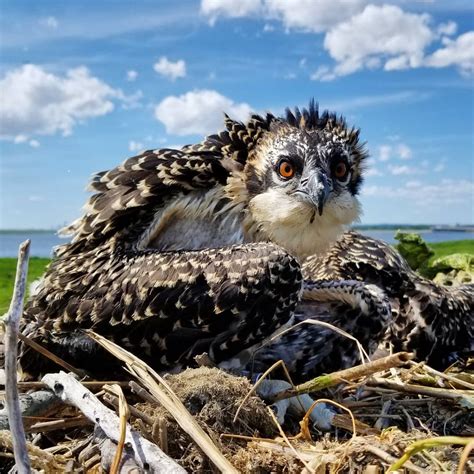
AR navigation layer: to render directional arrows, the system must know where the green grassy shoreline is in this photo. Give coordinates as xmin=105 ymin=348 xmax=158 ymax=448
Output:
xmin=1 ymin=240 xmax=473 ymax=314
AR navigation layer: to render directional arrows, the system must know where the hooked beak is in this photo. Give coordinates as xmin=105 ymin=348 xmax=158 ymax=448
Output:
xmin=294 ymin=170 xmax=331 ymax=216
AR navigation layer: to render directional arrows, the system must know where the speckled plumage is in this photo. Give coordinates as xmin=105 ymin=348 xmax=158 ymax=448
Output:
xmin=20 ymin=101 xmax=369 ymax=377
xmin=244 ymin=231 xmax=473 ymax=381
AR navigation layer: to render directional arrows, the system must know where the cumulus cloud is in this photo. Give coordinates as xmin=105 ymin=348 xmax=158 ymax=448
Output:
xmin=0 ymin=64 xmax=131 ymax=141
xmin=154 ymin=89 xmax=253 ymax=136
xmin=424 ymin=31 xmax=474 ymax=76
xmin=263 ymin=0 xmax=366 ymax=33
xmin=201 ymin=1 xmax=471 ymax=79
xmin=323 ymin=5 xmax=434 ymax=77
xmin=201 ymin=0 xmax=366 ymax=32
xmin=126 ymin=70 xmax=138 ymax=82
xmin=153 ymin=57 xmax=186 ymax=81
xmin=201 ymin=0 xmax=263 ymax=25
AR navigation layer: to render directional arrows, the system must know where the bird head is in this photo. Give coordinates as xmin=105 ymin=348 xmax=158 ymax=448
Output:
xmin=241 ymin=102 xmax=367 ymax=258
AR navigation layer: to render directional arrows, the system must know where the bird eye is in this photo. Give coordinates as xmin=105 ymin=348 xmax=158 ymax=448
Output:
xmin=333 ymin=161 xmax=348 ymax=180
xmin=277 ymin=159 xmax=295 ymax=179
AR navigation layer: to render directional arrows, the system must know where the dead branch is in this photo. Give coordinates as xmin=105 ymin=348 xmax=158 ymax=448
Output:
xmin=3 ymin=240 xmax=31 ymax=473
xmin=42 ymin=371 xmax=186 ymax=473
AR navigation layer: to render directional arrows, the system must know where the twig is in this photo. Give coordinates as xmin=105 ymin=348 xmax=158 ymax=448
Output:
xmin=42 ymin=371 xmax=186 ymax=473
xmin=363 ymin=444 xmax=424 ymax=474
xmin=3 ymin=240 xmax=31 ymax=473
xmin=266 ymin=406 xmax=313 ymax=472
xmin=26 ymin=416 xmax=91 ymax=433
xmin=87 ymin=330 xmax=238 ymax=474
xmin=273 ymin=352 xmax=414 ymax=402
xmin=368 ymin=378 xmax=474 ymax=405
xmin=457 ymin=438 xmax=474 ymax=474
xmin=408 ymin=361 xmax=474 ymax=390
xmin=387 ymin=436 xmax=474 ymax=472
xmin=102 ymin=392 xmax=155 ymax=426
xmin=107 ymin=385 xmax=129 ymax=474
xmin=13 ymin=380 xmax=129 ymax=391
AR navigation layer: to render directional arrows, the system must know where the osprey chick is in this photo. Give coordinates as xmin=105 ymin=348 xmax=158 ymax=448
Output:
xmin=20 ymin=100 xmax=369 ymax=377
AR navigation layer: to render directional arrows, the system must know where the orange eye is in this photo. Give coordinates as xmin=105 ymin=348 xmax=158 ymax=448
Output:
xmin=334 ymin=161 xmax=348 ymax=180
xmin=278 ymin=160 xmax=295 ymax=179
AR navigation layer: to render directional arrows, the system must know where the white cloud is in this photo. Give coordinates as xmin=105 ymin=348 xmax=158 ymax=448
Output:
xmin=310 ymin=65 xmax=336 ymax=82
xmin=126 ymin=70 xmax=138 ymax=82
xmin=424 ymin=31 xmax=474 ymax=76
xmin=433 ymin=162 xmax=445 ymax=172
xmin=153 ymin=57 xmax=186 ymax=81
xmin=0 ymin=65 xmax=130 ymax=141
xmin=29 ymin=139 xmax=40 ymax=148
xmin=39 ymin=16 xmax=58 ymax=29
xmin=201 ymin=0 xmax=366 ymax=32
xmin=436 ymin=20 xmax=457 ymax=37
xmin=388 ymin=164 xmax=416 ymax=175
xmin=323 ymin=5 xmax=434 ymax=77
xmin=201 ymin=0 xmax=470 ymax=79
xmin=263 ymin=0 xmax=366 ymax=33
xmin=129 ymin=140 xmax=145 ymax=153
xmin=377 ymin=143 xmax=412 ymax=162
xmin=378 ymin=145 xmax=392 ymax=162
xmin=201 ymin=0 xmax=264 ymax=25
xmin=365 ymin=167 xmax=383 ymax=177
xmin=154 ymin=89 xmax=253 ymax=136
xmin=397 ymin=143 xmax=412 ymax=160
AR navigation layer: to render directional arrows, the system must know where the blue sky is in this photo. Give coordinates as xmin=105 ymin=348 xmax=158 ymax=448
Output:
xmin=0 ymin=0 xmax=473 ymax=229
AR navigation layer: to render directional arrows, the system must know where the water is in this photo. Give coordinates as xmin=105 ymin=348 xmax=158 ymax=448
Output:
xmin=0 ymin=229 xmax=472 ymax=257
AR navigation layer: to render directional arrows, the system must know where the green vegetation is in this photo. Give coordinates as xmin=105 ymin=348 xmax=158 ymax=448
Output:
xmin=428 ymin=240 xmax=474 ymax=260
xmin=0 ymin=258 xmax=50 ymax=314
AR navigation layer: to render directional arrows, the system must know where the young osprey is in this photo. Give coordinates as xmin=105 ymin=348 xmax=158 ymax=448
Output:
xmin=20 ymin=100 xmax=371 ymax=376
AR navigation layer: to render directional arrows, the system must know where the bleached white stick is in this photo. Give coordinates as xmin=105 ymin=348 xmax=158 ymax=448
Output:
xmin=4 ymin=240 xmax=31 ymax=473
xmin=42 ymin=371 xmax=186 ymax=473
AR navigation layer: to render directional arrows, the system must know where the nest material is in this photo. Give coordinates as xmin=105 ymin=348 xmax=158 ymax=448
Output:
xmin=2 ymin=362 xmax=473 ymax=473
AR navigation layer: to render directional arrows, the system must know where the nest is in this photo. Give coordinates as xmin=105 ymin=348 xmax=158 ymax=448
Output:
xmin=1 ymin=353 xmax=473 ymax=473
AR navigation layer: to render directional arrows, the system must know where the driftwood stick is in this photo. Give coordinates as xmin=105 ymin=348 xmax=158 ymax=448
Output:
xmin=88 ymin=331 xmax=238 ymax=474
xmin=42 ymin=371 xmax=186 ymax=473
xmin=3 ymin=240 xmax=31 ymax=473
xmin=273 ymin=352 xmax=414 ymax=402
